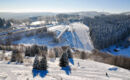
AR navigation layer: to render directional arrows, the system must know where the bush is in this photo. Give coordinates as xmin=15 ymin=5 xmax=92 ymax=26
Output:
xmin=25 ymin=47 xmax=31 ymax=56
xmin=10 ymin=49 xmax=18 ymax=62
xmin=25 ymin=45 xmax=40 ymax=57
xmin=25 ymin=45 xmax=48 ymax=57
xmin=91 ymin=49 xmax=130 ymax=70
xmin=72 ymin=49 xmax=81 ymax=58
xmin=11 ymin=49 xmax=23 ymax=63
xmin=37 ymin=32 xmax=46 ymax=38
xmin=53 ymin=37 xmax=60 ymax=43
xmin=53 ymin=47 xmax=63 ymax=57
xmin=47 ymin=31 xmax=56 ymax=37
xmin=25 ymin=31 xmax=35 ymax=37
xmin=36 ymin=27 xmax=47 ymax=34
xmin=4 ymin=46 xmax=12 ymax=51
xmin=80 ymin=51 xmax=87 ymax=60
xmin=114 ymin=56 xmax=130 ymax=70
xmin=12 ymin=35 xmax=22 ymax=41
xmin=48 ymin=48 xmax=55 ymax=58
xmin=0 ymin=50 xmax=5 ymax=61
xmin=0 ymin=45 xmax=13 ymax=51
xmin=31 ymin=45 xmax=41 ymax=56
xmin=5 ymin=38 xmax=12 ymax=45
xmin=0 ymin=45 xmax=4 ymax=50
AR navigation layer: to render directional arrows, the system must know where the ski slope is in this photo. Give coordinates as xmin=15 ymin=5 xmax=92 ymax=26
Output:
xmin=48 ymin=22 xmax=94 ymax=51
xmin=0 ymin=58 xmax=130 ymax=80
xmin=70 ymin=23 xmax=94 ymax=50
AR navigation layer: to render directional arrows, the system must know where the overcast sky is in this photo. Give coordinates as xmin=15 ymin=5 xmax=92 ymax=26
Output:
xmin=0 ymin=0 xmax=130 ymax=13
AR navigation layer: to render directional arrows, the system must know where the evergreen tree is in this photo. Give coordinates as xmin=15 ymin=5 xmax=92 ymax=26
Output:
xmin=33 ymin=55 xmax=39 ymax=69
xmin=67 ymin=49 xmax=73 ymax=58
xmin=6 ymin=21 xmax=11 ymax=27
xmin=33 ymin=55 xmax=47 ymax=70
xmin=11 ymin=49 xmax=18 ymax=62
xmin=16 ymin=52 xmax=23 ymax=63
xmin=10 ymin=49 xmax=23 ymax=63
xmin=25 ymin=47 xmax=31 ymax=56
xmin=0 ymin=18 xmax=4 ymax=27
xmin=80 ymin=51 xmax=87 ymax=60
xmin=39 ymin=55 xmax=47 ymax=70
xmin=59 ymin=52 xmax=69 ymax=67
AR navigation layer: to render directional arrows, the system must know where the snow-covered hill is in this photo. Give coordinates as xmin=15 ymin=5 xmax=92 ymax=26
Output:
xmin=14 ymin=22 xmax=94 ymax=51
xmin=0 ymin=58 xmax=130 ymax=80
xmin=48 ymin=22 xmax=94 ymax=51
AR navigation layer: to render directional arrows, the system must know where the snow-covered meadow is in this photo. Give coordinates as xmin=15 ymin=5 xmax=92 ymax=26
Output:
xmin=0 ymin=58 xmax=130 ymax=80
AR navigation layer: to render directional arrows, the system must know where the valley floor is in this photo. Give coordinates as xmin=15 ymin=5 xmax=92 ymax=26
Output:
xmin=0 ymin=58 xmax=130 ymax=80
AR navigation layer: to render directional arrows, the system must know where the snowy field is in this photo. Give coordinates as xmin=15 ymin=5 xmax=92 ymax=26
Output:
xmin=0 ymin=58 xmax=130 ymax=80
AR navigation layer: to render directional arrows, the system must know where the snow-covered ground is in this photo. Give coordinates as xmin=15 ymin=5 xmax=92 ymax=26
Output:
xmin=102 ymin=45 xmax=130 ymax=57
xmin=30 ymin=21 xmax=45 ymax=26
xmin=48 ymin=25 xmax=66 ymax=32
xmin=13 ymin=35 xmax=68 ymax=48
xmin=0 ymin=58 xmax=130 ymax=80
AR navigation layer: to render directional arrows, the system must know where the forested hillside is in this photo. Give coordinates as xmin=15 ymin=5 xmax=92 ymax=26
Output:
xmin=83 ymin=15 xmax=130 ymax=49
xmin=0 ymin=18 xmax=12 ymax=28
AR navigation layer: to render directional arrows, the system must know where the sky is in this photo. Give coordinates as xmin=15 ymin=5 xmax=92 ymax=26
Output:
xmin=0 ymin=0 xmax=130 ymax=13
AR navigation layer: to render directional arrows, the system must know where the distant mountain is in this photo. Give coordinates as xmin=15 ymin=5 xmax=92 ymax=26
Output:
xmin=0 ymin=12 xmax=56 ymax=20
xmin=0 ymin=11 xmax=112 ymax=19
xmin=70 ymin=11 xmax=111 ymax=18
xmin=3 ymin=11 xmax=130 ymax=20
xmin=121 ymin=12 xmax=130 ymax=15
xmin=2 ymin=11 xmax=130 ymax=20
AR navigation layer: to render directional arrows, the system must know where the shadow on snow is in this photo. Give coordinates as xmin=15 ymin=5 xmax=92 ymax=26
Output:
xmin=108 ymin=67 xmax=118 ymax=71
xmin=32 ymin=69 xmax=48 ymax=78
xmin=61 ymin=66 xmax=71 ymax=75
xmin=69 ymin=58 xmax=74 ymax=65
